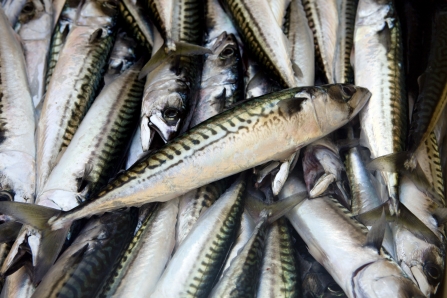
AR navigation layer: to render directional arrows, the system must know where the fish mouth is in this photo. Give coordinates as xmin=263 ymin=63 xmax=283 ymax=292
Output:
xmin=140 ymin=116 xmax=155 ymax=152
xmin=149 ymin=113 xmax=181 ymax=144
xmin=410 ymin=265 xmax=436 ymax=296
xmin=347 ymin=86 xmax=371 ymax=117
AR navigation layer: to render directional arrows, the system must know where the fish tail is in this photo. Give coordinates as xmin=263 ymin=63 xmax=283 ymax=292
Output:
xmin=0 ymin=202 xmax=70 ymax=283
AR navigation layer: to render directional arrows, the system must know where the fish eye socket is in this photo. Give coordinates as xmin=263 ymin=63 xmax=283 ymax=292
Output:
xmin=22 ymin=2 xmax=35 ymax=14
xmin=424 ymin=264 xmax=441 ymax=281
xmin=325 ymin=283 xmax=344 ymax=295
xmin=0 ymin=191 xmax=13 ymax=202
xmin=340 ymin=85 xmax=356 ymax=98
xmin=163 ymin=108 xmax=180 ymax=120
xmin=220 ymin=47 xmax=235 ymax=59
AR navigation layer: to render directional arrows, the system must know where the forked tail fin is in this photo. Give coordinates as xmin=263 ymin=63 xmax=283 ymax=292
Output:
xmin=0 ymin=202 xmax=70 ymax=283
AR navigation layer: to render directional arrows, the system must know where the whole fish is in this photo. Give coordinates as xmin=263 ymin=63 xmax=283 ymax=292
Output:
xmin=16 ymin=0 xmax=53 ymax=112
xmin=354 ymin=0 xmax=407 ymax=214
xmin=0 ymin=8 xmax=36 ymax=203
xmin=36 ymin=0 xmax=119 ymax=193
xmin=151 ymin=174 xmax=246 ymax=297
xmin=0 ymin=84 xmax=370 ymax=275
xmin=31 ymin=209 xmax=138 ymax=298
xmin=283 ymin=174 xmax=425 ymax=298
xmin=2 ymin=58 xmax=144 ymax=282
xmin=221 ymin=0 xmax=298 ymax=88
xmin=97 ymin=200 xmax=178 ymax=298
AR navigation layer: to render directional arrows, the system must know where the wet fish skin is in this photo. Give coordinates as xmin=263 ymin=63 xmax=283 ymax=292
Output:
xmin=140 ymin=0 xmax=174 ymax=49
xmin=36 ymin=0 xmax=119 ymax=194
xmin=190 ymin=32 xmax=244 ymax=128
xmin=31 ymin=209 xmax=138 ymax=298
xmin=221 ymin=0 xmax=297 ymax=88
xmin=176 ymin=179 xmax=227 ymax=248
xmin=256 ymin=218 xmax=300 ymax=298
xmin=151 ymin=174 xmax=246 ymax=298
xmin=0 ymin=265 xmax=34 ymax=298
xmin=97 ymin=200 xmax=178 ymax=298
xmin=1 ymin=0 xmax=27 ymax=25
xmin=210 ymin=215 xmax=267 ymax=298
xmin=118 ymin=0 xmax=154 ymax=53
xmin=0 ymin=7 xmax=36 ymax=203
xmin=16 ymin=0 xmax=54 ymax=112
xmin=54 ymin=84 xmax=370 ymax=226
xmin=407 ymin=6 xmax=447 ymax=155
xmin=354 ymin=0 xmax=407 ymax=214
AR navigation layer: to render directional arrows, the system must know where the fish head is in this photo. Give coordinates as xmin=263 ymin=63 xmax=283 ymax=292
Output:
xmin=77 ymin=0 xmax=119 ymax=30
xmin=352 ymin=259 xmax=425 ymax=298
xmin=313 ymin=84 xmax=370 ymax=133
xmin=140 ymin=92 xmax=185 ymax=150
xmin=211 ymin=32 xmax=241 ymax=68
xmin=395 ymin=228 xmax=445 ymax=296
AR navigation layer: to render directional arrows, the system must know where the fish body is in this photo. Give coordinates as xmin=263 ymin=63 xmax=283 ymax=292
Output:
xmin=284 ymin=179 xmax=424 ymax=298
xmin=16 ymin=0 xmax=53 ymax=111
xmin=407 ymin=7 xmax=447 ymax=155
xmin=221 ymin=0 xmax=297 ymax=88
xmin=0 ymin=7 xmax=36 ymax=203
xmin=140 ymin=0 xmax=204 ymax=148
xmin=32 ymin=210 xmax=138 ymax=298
xmin=140 ymin=0 xmax=174 ymax=49
xmin=55 ymin=84 xmax=370 ymax=226
xmin=256 ymin=218 xmax=300 ymax=298
xmin=176 ymin=179 xmax=227 ymax=248
xmin=97 ymin=200 xmax=178 ymax=298
xmin=118 ymin=0 xmax=154 ymax=52
xmin=354 ymin=0 xmax=407 ymax=213
xmin=302 ymin=0 xmax=338 ymax=84
xmin=151 ymin=174 xmax=246 ymax=297
xmin=0 ymin=266 xmax=34 ymax=298
xmin=36 ymin=0 xmax=119 ymax=193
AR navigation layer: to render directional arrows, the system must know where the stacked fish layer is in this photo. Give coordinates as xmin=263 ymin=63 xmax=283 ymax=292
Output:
xmin=0 ymin=0 xmax=445 ymax=297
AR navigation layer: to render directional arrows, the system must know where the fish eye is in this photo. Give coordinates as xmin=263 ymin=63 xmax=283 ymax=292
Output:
xmin=220 ymin=46 xmax=235 ymax=59
xmin=0 ymin=191 xmax=13 ymax=201
xmin=424 ymin=264 xmax=441 ymax=282
xmin=163 ymin=108 xmax=180 ymax=120
xmin=21 ymin=2 xmax=35 ymax=14
xmin=340 ymin=85 xmax=356 ymax=98
xmin=325 ymin=282 xmax=344 ymax=296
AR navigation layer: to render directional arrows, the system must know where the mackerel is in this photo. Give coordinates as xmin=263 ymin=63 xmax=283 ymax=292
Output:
xmin=209 ymin=214 xmax=267 ymax=297
xmin=139 ymin=0 xmax=205 ymax=149
xmin=0 ymin=84 xmax=370 ymax=273
xmin=354 ymin=0 xmax=407 ymax=214
xmin=151 ymin=174 xmax=246 ymax=297
xmin=221 ymin=0 xmax=298 ymax=88
xmin=32 ymin=209 xmax=138 ymax=298
xmin=36 ymin=0 xmax=119 ymax=193
xmin=256 ymin=218 xmax=300 ymax=298
xmin=98 ymin=200 xmax=178 ymax=297
xmin=302 ymin=0 xmax=338 ymax=84
xmin=283 ymin=174 xmax=425 ymax=298
xmin=407 ymin=6 xmax=447 ymax=156
xmin=2 ymin=58 xmax=144 ymax=281
xmin=44 ymin=0 xmax=80 ymax=95
xmin=16 ymin=0 xmax=53 ymax=111
xmin=0 ymin=7 xmax=36 ymax=203
xmin=176 ymin=180 xmax=227 ymax=248
xmin=118 ymin=0 xmax=154 ymax=53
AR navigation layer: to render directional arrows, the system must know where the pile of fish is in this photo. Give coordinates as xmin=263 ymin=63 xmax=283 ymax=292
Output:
xmin=0 ymin=0 xmax=446 ymax=297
